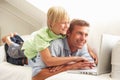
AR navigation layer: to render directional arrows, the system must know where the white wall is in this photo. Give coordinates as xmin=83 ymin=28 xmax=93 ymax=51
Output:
xmin=0 ymin=7 xmax=34 ymax=35
xmin=0 ymin=1 xmax=33 ymax=44
xmin=26 ymin=0 xmax=120 ymax=36
xmin=0 ymin=0 xmax=47 ymax=45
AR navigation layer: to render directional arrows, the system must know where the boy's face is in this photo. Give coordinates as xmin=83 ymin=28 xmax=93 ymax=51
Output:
xmin=67 ymin=25 xmax=89 ymax=49
xmin=51 ymin=18 xmax=70 ymax=35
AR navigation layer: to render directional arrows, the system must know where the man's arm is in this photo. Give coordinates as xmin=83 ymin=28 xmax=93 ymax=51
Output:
xmin=32 ymin=61 xmax=93 ymax=80
xmin=87 ymin=44 xmax=98 ymax=65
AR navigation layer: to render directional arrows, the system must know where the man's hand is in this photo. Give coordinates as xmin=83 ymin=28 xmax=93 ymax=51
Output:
xmin=87 ymin=44 xmax=98 ymax=65
xmin=67 ymin=61 xmax=95 ymax=70
xmin=74 ymin=57 xmax=89 ymax=62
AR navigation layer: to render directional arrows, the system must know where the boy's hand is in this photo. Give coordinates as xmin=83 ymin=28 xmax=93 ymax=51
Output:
xmin=48 ymin=65 xmax=64 ymax=72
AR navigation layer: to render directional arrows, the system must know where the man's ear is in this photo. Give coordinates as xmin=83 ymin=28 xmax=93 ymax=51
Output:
xmin=66 ymin=30 xmax=70 ymax=37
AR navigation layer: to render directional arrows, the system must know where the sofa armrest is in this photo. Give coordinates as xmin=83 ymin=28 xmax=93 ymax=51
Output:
xmin=0 ymin=45 xmax=6 ymax=63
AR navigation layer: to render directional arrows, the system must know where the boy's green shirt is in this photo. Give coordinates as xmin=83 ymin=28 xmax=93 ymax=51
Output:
xmin=22 ymin=27 xmax=64 ymax=59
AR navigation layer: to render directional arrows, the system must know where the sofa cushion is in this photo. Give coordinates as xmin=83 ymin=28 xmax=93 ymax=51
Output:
xmin=111 ymin=40 xmax=120 ymax=65
xmin=0 ymin=45 xmax=6 ymax=63
xmin=21 ymin=35 xmax=33 ymax=41
xmin=111 ymin=40 xmax=120 ymax=80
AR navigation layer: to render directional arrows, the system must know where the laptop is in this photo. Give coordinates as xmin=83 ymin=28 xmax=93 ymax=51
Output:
xmin=67 ymin=34 xmax=120 ymax=75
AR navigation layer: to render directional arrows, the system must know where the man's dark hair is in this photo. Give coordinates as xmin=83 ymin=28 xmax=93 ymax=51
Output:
xmin=68 ymin=19 xmax=90 ymax=32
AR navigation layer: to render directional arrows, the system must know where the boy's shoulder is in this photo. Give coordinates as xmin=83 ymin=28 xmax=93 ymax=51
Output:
xmin=31 ymin=27 xmax=48 ymax=36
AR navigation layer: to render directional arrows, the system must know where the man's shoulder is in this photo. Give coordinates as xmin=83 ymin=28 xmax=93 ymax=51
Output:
xmin=78 ymin=44 xmax=87 ymax=51
xmin=50 ymin=38 xmax=65 ymax=46
xmin=51 ymin=38 xmax=64 ymax=43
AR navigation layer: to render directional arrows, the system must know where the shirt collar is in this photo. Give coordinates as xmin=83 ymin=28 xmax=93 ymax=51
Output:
xmin=63 ymin=38 xmax=71 ymax=53
xmin=48 ymin=28 xmax=64 ymax=39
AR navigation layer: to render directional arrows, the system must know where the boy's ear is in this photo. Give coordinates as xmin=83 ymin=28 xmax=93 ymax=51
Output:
xmin=47 ymin=19 xmax=53 ymax=29
xmin=47 ymin=19 xmax=50 ymax=25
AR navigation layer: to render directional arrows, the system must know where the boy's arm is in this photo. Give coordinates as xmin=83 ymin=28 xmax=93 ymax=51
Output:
xmin=40 ymin=48 xmax=87 ymax=67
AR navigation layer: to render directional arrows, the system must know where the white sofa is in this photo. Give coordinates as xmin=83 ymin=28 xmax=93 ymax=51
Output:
xmin=0 ymin=34 xmax=120 ymax=80
xmin=0 ymin=35 xmax=32 ymax=80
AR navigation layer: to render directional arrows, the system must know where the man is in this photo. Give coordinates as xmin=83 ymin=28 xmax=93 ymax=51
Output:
xmin=32 ymin=19 xmax=97 ymax=80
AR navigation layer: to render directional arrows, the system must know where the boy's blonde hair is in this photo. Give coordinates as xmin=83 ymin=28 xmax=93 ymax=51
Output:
xmin=47 ymin=6 xmax=69 ymax=28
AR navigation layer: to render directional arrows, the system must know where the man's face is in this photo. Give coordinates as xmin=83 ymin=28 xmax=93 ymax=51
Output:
xmin=67 ymin=25 xmax=89 ymax=49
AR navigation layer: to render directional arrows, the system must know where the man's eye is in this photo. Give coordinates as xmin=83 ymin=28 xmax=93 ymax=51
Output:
xmin=85 ymin=34 xmax=88 ymax=37
xmin=77 ymin=32 xmax=82 ymax=35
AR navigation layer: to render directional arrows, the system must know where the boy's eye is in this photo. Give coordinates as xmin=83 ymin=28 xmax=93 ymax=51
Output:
xmin=60 ymin=21 xmax=69 ymax=24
